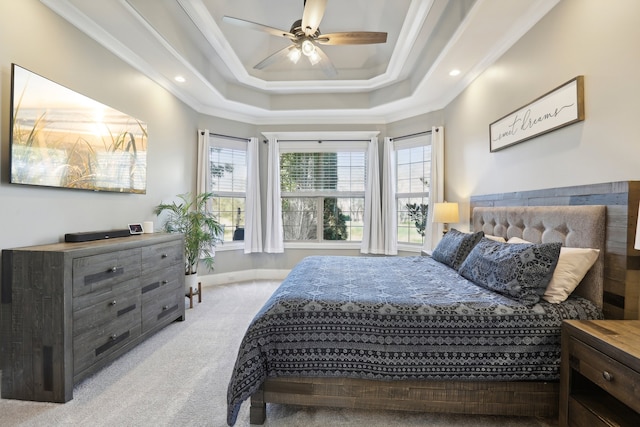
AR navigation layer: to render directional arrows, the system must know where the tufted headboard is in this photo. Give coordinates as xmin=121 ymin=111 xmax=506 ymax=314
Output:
xmin=472 ymin=205 xmax=606 ymax=309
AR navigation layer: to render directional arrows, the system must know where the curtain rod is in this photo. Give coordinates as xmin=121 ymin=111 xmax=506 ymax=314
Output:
xmin=203 ymin=131 xmax=435 ymax=144
xmin=391 ymin=129 xmax=434 ymax=142
xmin=201 ymin=131 xmax=250 ymax=143
xmin=262 ymin=138 xmax=372 ymax=144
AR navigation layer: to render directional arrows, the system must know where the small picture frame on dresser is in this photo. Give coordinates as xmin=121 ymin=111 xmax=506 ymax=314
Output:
xmin=128 ymin=223 xmax=144 ymax=234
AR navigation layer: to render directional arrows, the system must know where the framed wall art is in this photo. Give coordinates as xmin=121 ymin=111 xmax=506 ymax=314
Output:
xmin=489 ymin=76 xmax=584 ymax=152
xmin=10 ymin=64 xmax=148 ymax=193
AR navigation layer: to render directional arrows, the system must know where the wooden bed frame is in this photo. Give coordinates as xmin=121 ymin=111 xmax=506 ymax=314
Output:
xmin=249 ymin=205 xmax=606 ymax=423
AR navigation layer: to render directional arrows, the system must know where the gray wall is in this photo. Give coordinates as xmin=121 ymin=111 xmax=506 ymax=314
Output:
xmin=443 ymin=0 xmax=640 ymax=227
xmin=0 ymin=0 xmax=196 ymax=250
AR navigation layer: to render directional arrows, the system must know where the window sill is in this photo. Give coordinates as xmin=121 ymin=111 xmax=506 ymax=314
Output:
xmin=213 ymin=242 xmax=425 ymax=253
xmin=213 ymin=242 xmax=244 ymax=252
xmin=284 ymin=242 xmax=361 ymax=250
xmin=396 ymin=244 xmax=425 ymax=253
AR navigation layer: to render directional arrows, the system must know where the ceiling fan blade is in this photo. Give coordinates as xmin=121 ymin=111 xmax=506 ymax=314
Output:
xmin=301 ymin=0 xmax=327 ymax=36
xmin=222 ymin=16 xmax=296 ymax=40
xmin=254 ymin=45 xmax=297 ymax=70
xmin=316 ymin=32 xmax=388 ymax=45
xmin=312 ymin=45 xmax=337 ymax=78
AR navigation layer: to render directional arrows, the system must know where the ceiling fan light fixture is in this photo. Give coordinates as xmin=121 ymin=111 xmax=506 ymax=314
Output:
xmin=308 ymin=50 xmax=321 ymax=65
xmin=226 ymin=0 xmax=387 ymax=77
xmin=288 ymin=47 xmax=302 ymax=64
xmin=301 ymin=39 xmax=316 ymax=57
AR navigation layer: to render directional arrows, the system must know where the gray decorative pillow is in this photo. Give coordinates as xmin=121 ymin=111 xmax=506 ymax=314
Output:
xmin=458 ymin=238 xmax=562 ymax=306
xmin=431 ymin=229 xmax=484 ymax=270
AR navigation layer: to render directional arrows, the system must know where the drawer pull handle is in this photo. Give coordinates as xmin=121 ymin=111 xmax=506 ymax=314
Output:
xmin=110 ymin=333 xmax=118 ymax=340
xmin=162 ymin=280 xmax=168 ymax=285
xmin=110 ymin=266 xmax=117 ymax=273
xmin=161 ymin=253 xmax=168 ymax=258
xmin=602 ymin=371 xmax=613 ymax=381
xmin=110 ymin=300 xmax=117 ymax=306
xmin=163 ymin=305 xmax=169 ymax=310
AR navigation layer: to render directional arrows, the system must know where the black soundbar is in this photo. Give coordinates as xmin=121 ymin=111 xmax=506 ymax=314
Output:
xmin=65 ymin=229 xmax=131 ymax=243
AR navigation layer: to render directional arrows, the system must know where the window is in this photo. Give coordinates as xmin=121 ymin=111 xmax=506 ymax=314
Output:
xmin=279 ymin=141 xmax=367 ymax=243
xmin=395 ymin=135 xmax=431 ymax=245
xmin=208 ymin=137 xmax=247 ymax=243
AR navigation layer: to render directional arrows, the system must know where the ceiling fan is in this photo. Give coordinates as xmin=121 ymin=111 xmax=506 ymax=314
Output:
xmin=222 ymin=0 xmax=387 ymax=78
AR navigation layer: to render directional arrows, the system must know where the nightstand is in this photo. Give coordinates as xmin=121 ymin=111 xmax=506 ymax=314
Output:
xmin=560 ymin=320 xmax=640 ymax=427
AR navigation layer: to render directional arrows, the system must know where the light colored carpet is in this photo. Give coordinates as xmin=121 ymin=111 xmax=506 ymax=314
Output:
xmin=0 ymin=281 xmax=556 ymax=427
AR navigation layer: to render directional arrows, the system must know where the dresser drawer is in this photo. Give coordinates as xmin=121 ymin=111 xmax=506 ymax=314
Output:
xmin=141 ymin=265 xmax=183 ymax=296
xmin=569 ymin=337 xmax=640 ymax=413
xmin=73 ymin=248 xmax=141 ymax=297
xmin=73 ymin=311 xmax=141 ymax=376
xmin=141 ymin=285 xmax=183 ymax=333
xmin=141 ymin=241 xmax=183 ymax=274
xmin=73 ymin=287 xmax=141 ymax=338
xmin=73 ymin=276 xmax=140 ymax=312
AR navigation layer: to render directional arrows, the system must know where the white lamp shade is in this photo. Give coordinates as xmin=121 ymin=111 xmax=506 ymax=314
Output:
xmin=301 ymin=39 xmax=316 ymax=56
xmin=287 ymin=47 xmax=301 ymax=64
xmin=432 ymin=202 xmax=460 ymax=224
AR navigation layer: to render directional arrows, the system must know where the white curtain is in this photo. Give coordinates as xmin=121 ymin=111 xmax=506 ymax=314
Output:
xmin=264 ymin=137 xmax=284 ymax=253
xmin=244 ymin=137 xmax=262 ymax=254
xmin=382 ymin=137 xmax=398 ymax=255
xmin=196 ymin=129 xmax=209 ymax=196
xmin=360 ymin=137 xmax=383 ymax=254
xmin=424 ymin=126 xmax=445 ymax=251
xmin=196 ymin=129 xmax=216 ymax=257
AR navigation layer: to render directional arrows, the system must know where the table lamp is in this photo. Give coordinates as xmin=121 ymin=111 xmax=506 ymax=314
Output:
xmin=432 ymin=202 xmax=460 ymax=234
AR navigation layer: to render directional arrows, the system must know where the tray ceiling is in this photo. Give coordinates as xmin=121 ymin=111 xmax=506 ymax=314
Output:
xmin=40 ymin=0 xmax=560 ymax=124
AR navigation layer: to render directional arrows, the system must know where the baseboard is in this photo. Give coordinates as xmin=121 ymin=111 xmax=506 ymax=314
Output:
xmin=200 ymin=269 xmax=290 ymax=286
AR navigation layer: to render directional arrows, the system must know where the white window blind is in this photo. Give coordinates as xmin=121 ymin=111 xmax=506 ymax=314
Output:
xmin=280 ymin=151 xmax=365 ymax=196
xmin=209 ymin=141 xmax=247 ymax=194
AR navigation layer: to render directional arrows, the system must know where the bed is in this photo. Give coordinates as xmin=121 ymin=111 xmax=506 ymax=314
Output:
xmin=227 ymin=205 xmax=606 ymax=425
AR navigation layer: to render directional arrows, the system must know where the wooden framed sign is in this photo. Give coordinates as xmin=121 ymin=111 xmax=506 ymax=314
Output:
xmin=489 ymin=76 xmax=584 ymax=152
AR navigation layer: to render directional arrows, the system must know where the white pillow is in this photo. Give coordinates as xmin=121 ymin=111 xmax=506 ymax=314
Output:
xmin=507 ymin=236 xmax=600 ymax=303
xmin=485 ymin=235 xmax=506 ymax=243
xmin=543 ymin=247 xmax=600 ymax=303
xmin=507 ymin=236 xmax=531 ymax=244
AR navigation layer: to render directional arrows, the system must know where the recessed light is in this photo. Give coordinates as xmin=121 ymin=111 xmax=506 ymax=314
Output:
xmin=449 ymin=69 xmax=461 ymax=77
xmin=174 ymin=75 xmax=186 ymax=83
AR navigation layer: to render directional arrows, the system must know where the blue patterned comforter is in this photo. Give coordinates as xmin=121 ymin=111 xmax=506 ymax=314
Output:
xmin=227 ymin=255 xmax=602 ymax=425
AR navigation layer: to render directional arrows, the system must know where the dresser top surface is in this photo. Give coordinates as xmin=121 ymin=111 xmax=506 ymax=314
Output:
xmin=4 ymin=232 xmax=183 ymax=254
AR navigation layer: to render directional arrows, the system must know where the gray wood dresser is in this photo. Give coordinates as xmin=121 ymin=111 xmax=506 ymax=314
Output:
xmin=0 ymin=233 xmax=185 ymax=403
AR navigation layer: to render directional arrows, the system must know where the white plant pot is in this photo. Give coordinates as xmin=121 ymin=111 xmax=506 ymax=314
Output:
xmin=185 ymin=273 xmax=199 ymax=294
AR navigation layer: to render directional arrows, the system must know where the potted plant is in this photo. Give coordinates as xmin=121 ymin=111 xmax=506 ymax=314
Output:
xmin=154 ymin=192 xmax=222 ymax=293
